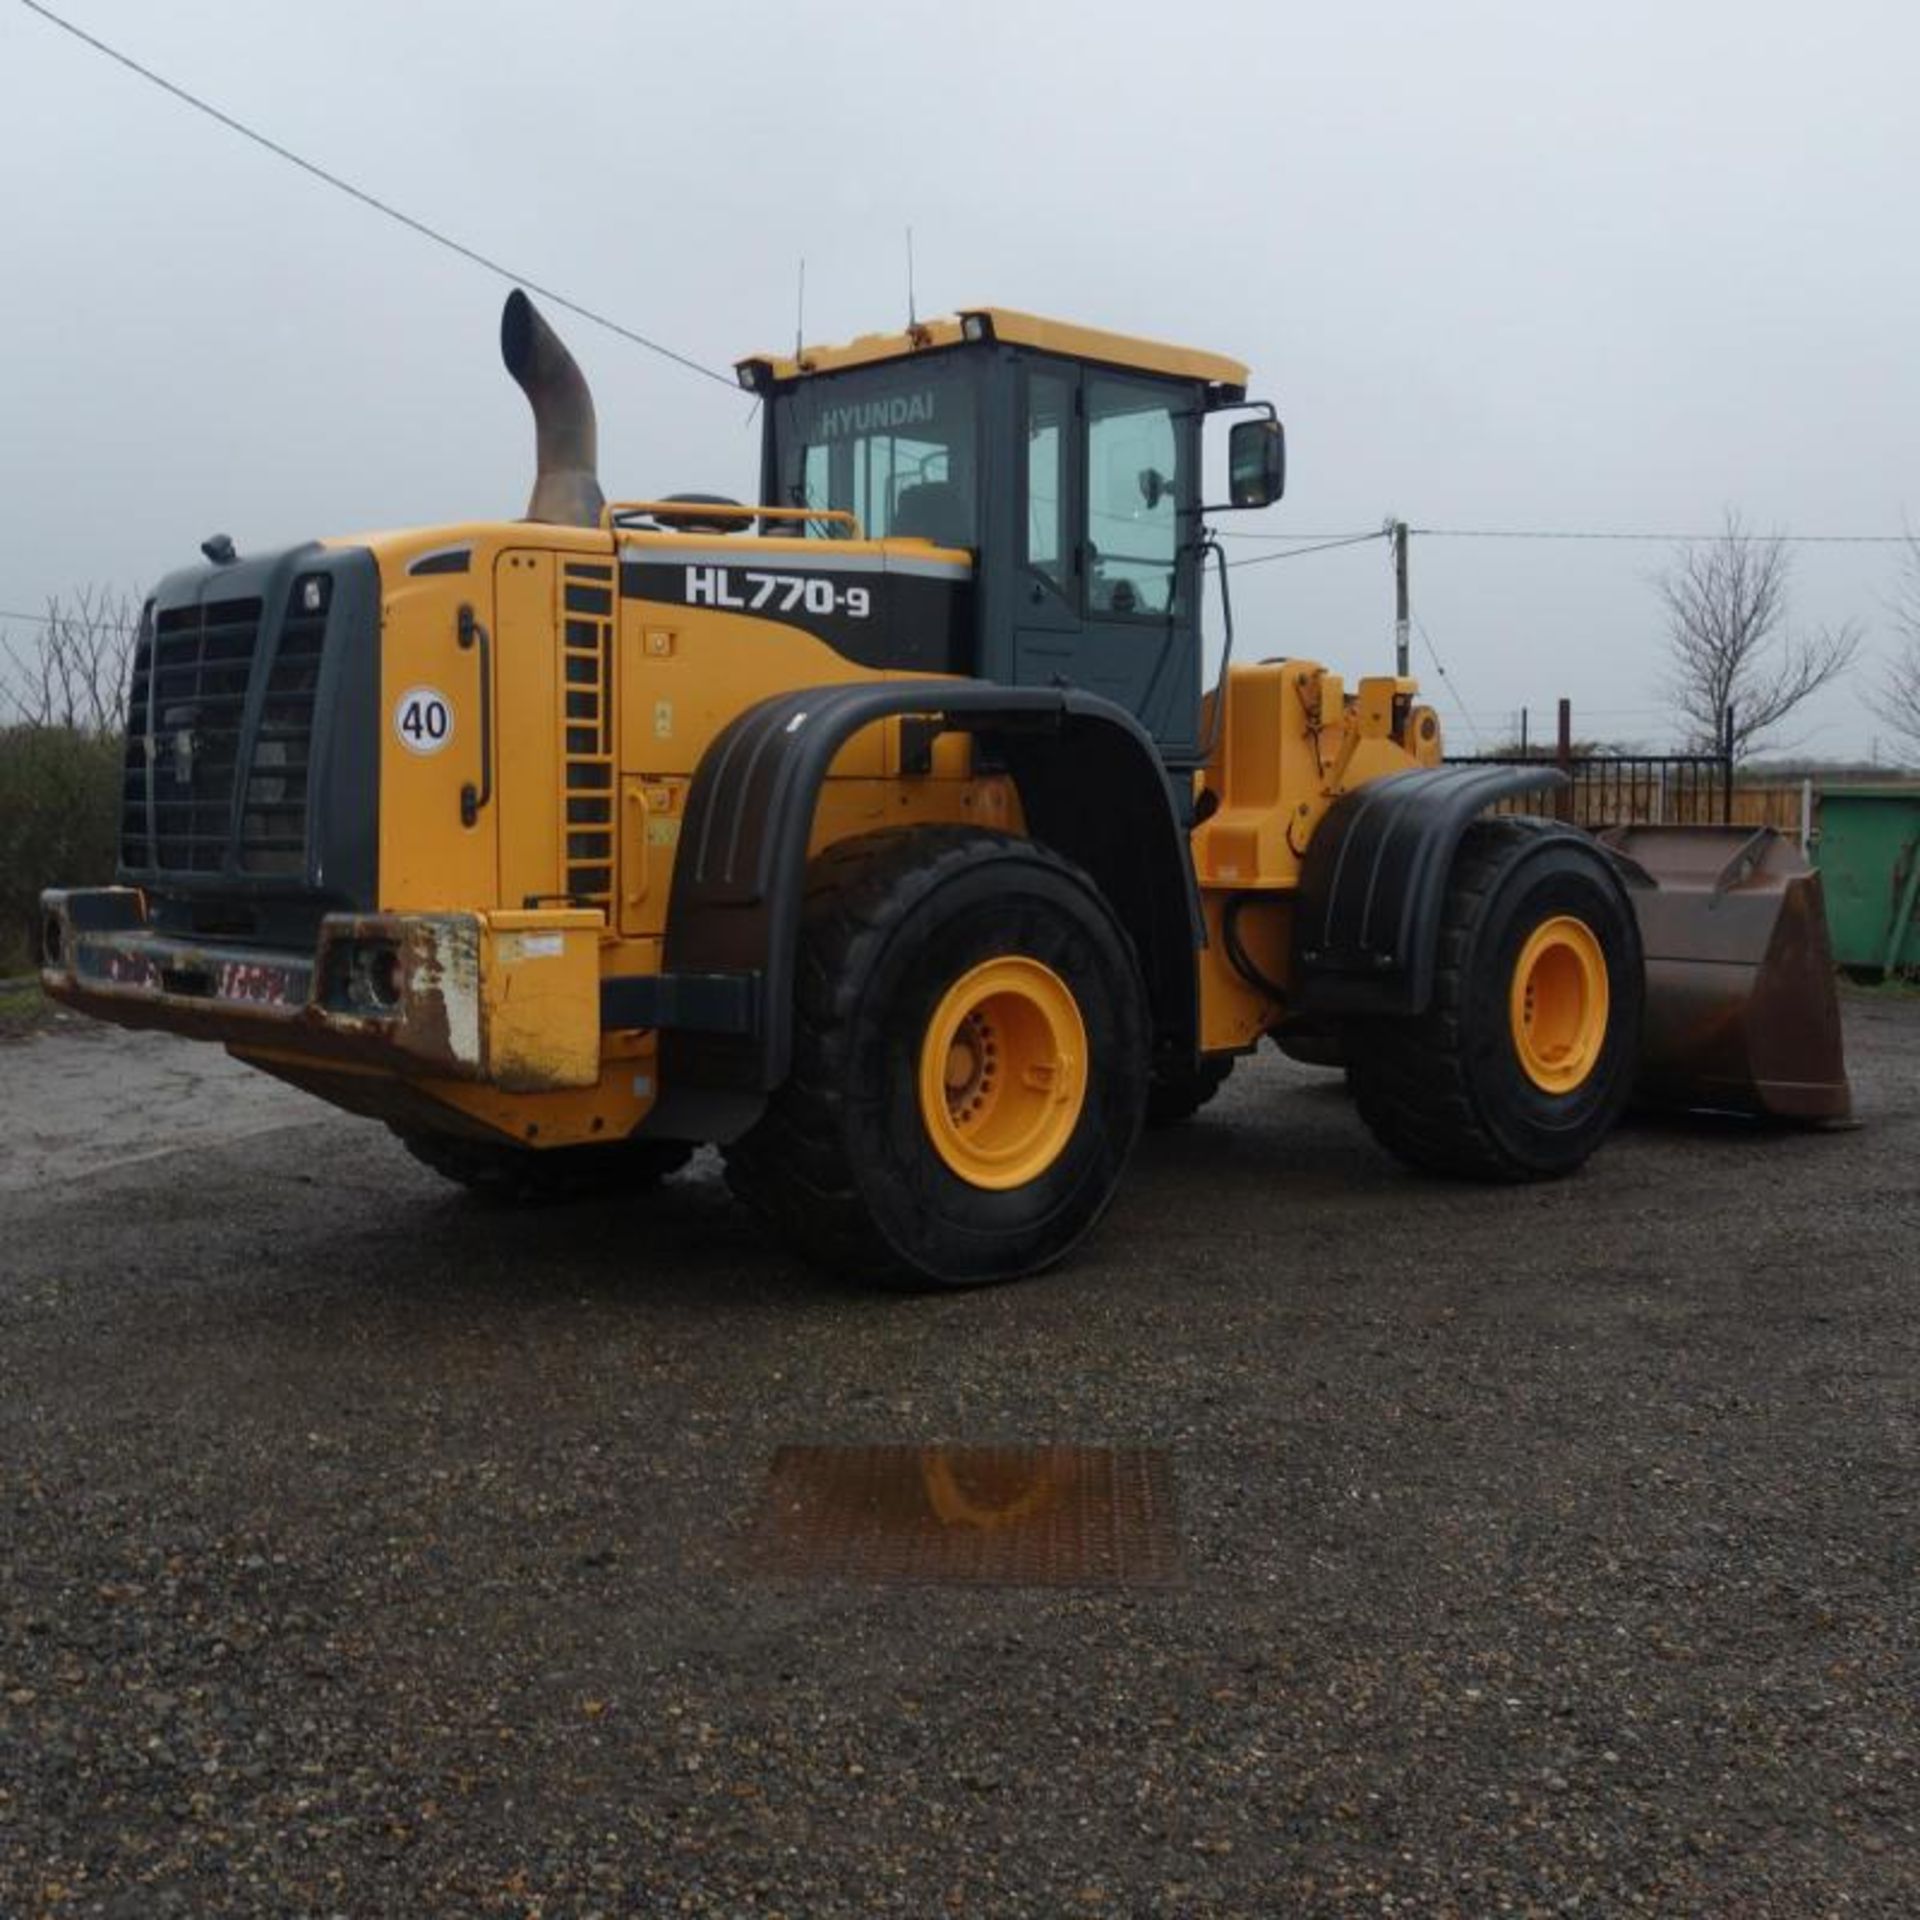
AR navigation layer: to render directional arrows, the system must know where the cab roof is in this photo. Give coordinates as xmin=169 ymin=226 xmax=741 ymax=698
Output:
xmin=738 ymin=306 xmax=1249 ymax=396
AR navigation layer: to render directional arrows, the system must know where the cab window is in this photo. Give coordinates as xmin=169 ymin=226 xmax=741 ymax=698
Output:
xmin=770 ymin=361 xmax=979 ymax=547
xmin=1024 ymin=368 xmax=1073 ymax=600
xmin=1086 ymin=374 xmax=1180 ymax=618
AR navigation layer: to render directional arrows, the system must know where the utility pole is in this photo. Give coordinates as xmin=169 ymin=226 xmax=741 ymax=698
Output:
xmin=1391 ymin=520 xmax=1410 ymax=677
xmin=1556 ymin=697 xmax=1574 ymax=823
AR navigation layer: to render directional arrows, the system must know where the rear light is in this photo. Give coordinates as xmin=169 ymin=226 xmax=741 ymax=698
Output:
xmin=352 ymin=944 xmax=404 ymax=1013
xmin=323 ymin=939 xmax=404 ymax=1015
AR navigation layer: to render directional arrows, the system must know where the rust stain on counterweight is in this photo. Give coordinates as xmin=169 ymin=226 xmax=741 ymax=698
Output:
xmin=749 ymin=1444 xmax=1181 ymax=1588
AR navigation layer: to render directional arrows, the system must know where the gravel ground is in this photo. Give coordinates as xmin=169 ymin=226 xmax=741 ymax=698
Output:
xmin=1 ymin=992 xmax=1916 ymax=1918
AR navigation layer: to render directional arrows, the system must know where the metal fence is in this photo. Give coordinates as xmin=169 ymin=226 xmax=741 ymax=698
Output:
xmin=1445 ymin=752 xmax=1733 ymax=829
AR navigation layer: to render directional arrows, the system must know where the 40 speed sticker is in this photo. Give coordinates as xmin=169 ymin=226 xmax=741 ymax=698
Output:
xmin=394 ymin=686 xmax=454 ymax=755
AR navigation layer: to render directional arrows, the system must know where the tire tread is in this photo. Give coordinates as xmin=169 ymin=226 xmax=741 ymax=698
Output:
xmin=725 ymin=827 xmax=1141 ymax=1286
xmin=1347 ymin=816 xmax=1617 ymax=1182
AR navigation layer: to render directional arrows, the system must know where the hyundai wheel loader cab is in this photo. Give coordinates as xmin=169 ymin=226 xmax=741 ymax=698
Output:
xmin=738 ymin=307 xmax=1260 ymax=764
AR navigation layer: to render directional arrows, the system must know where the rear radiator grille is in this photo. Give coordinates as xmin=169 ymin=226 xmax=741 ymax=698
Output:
xmin=560 ymin=569 xmax=615 ymax=908
xmin=119 ymin=586 xmax=327 ymax=881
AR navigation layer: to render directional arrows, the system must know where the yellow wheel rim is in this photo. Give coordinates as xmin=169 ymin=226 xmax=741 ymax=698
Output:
xmin=1508 ymin=915 xmax=1610 ymax=1094
xmin=917 ymin=956 xmax=1088 ymax=1190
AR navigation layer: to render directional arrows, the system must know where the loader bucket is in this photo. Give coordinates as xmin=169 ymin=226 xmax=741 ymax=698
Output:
xmin=1598 ymin=825 xmax=1851 ymax=1123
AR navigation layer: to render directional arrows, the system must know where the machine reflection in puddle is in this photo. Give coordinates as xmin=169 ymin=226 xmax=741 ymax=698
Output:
xmin=749 ymin=1443 xmax=1180 ymax=1588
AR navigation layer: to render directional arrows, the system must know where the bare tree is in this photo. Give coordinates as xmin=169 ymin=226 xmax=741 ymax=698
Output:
xmin=0 ymin=585 xmax=140 ymax=735
xmin=1882 ymin=532 xmax=1920 ymax=764
xmin=0 ymin=586 xmax=139 ymax=966
xmin=1658 ymin=512 xmax=1861 ymax=760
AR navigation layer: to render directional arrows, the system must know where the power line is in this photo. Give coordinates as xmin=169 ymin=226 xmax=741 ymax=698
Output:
xmin=0 ymin=605 xmax=137 ymax=631
xmin=1215 ymin=529 xmax=1389 ymax=542
xmin=1412 ymin=616 xmax=1483 ymax=750
xmin=1412 ymin=526 xmax=1911 ymax=545
xmin=1226 ymin=529 xmax=1387 ymax=570
xmin=16 ymin=0 xmax=739 ymax=392
xmin=1215 ymin=521 xmax=1912 ymax=569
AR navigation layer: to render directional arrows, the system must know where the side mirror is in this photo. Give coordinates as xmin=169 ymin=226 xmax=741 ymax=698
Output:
xmin=1228 ymin=418 xmax=1285 ymax=509
xmin=1137 ymin=466 xmax=1174 ymax=511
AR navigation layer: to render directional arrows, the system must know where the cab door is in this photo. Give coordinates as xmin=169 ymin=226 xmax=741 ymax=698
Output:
xmin=1010 ymin=358 xmax=1201 ymax=758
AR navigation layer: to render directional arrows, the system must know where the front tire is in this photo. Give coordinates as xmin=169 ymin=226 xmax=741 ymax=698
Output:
xmin=725 ymin=828 xmax=1150 ymax=1287
xmin=1346 ymin=818 xmax=1642 ymax=1180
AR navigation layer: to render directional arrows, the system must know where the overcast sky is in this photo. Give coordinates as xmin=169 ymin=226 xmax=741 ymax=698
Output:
xmin=3 ymin=0 xmax=1915 ymax=758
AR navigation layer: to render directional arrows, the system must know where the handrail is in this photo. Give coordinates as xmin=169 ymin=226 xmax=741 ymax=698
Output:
xmin=457 ymin=603 xmax=493 ymax=829
xmin=602 ymin=500 xmax=865 ymax=539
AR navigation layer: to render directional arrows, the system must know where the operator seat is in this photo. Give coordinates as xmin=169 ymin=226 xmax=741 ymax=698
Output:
xmin=891 ymin=481 xmax=970 ymax=549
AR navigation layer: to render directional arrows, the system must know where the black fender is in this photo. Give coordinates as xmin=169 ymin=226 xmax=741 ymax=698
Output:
xmin=1292 ymin=765 xmax=1570 ymax=1016
xmin=639 ymin=679 xmax=1204 ymax=1141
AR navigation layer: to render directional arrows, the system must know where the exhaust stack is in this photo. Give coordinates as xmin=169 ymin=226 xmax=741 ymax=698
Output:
xmin=500 ymin=290 xmax=606 ymax=529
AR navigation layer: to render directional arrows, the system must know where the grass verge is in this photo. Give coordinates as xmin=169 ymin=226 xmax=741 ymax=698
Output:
xmin=0 ymin=974 xmax=57 ymax=1040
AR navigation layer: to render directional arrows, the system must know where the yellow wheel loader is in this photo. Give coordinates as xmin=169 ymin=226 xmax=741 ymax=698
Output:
xmin=41 ymin=294 xmax=1850 ymax=1285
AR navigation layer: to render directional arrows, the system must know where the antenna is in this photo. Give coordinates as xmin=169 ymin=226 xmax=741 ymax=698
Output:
xmin=906 ymin=225 xmax=917 ymax=327
xmin=795 ymin=256 xmax=806 ymax=359
xmin=1390 ymin=518 xmax=1410 ymax=676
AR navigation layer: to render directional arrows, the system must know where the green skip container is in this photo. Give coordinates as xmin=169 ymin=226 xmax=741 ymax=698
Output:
xmin=1814 ymin=785 xmax=1920 ymax=975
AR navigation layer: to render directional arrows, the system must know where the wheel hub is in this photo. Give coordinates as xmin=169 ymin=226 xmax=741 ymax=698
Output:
xmin=1509 ymin=914 xmax=1609 ymax=1094
xmin=918 ymin=957 xmax=1087 ymax=1190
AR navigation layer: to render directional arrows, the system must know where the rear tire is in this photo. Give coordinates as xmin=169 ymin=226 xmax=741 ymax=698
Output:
xmin=1347 ymin=817 xmax=1642 ymax=1180
xmin=393 ymin=1128 xmax=693 ymax=1203
xmin=725 ymin=828 xmax=1150 ymax=1287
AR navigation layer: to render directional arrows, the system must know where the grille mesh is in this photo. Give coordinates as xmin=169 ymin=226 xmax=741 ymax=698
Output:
xmin=240 ymin=598 xmax=326 ymax=875
xmin=145 ymin=597 xmax=262 ymax=873
xmin=120 ymin=585 xmax=326 ymax=883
